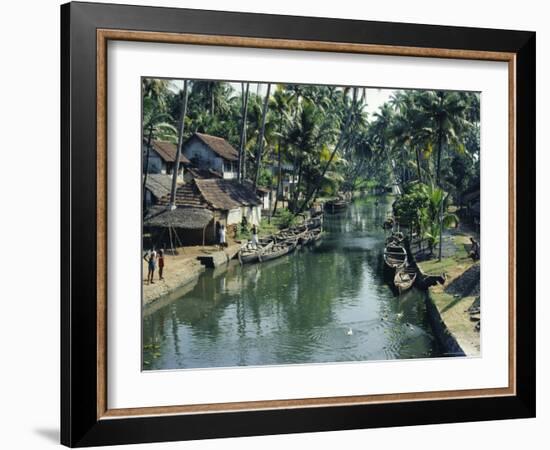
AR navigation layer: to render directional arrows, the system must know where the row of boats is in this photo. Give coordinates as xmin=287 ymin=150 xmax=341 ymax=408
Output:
xmin=383 ymin=232 xmax=417 ymax=294
xmin=238 ymin=215 xmax=323 ymax=265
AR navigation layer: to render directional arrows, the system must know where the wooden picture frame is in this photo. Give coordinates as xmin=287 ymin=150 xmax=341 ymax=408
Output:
xmin=61 ymin=1 xmax=535 ymax=447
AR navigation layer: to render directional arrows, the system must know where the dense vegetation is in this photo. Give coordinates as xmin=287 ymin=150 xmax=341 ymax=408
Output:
xmin=143 ymin=79 xmax=480 ymax=226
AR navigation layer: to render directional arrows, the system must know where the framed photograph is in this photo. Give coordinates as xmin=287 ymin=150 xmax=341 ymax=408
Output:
xmin=61 ymin=1 xmax=535 ymax=447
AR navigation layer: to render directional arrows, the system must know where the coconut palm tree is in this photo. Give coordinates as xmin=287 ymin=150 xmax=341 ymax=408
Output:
xmin=415 ymin=90 xmax=471 ymax=185
xmin=271 ymin=86 xmax=295 ymax=215
xmin=296 ymin=87 xmax=357 ymax=212
xmin=418 ymin=183 xmax=459 ymax=260
xmin=253 ymin=83 xmax=272 ymax=189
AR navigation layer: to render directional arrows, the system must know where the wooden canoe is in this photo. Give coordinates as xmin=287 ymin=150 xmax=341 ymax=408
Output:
xmin=238 ymin=241 xmax=274 ymax=264
xmin=259 ymin=239 xmax=297 ymax=262
xmin=394 ymin=267 xmax=417 ymax=294
xmin=325 ymin=200 xmax=348 ymax=213
xmin=383 ymin=245 xmax=407 ymax=269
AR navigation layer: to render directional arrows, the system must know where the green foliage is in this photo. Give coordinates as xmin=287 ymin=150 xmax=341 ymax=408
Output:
xmin=141 ymin=77 xmax=480 ymax=209
xmin=273 ymin=208 xmax=298 ymax=229
xmin=257 ymin=168 xmax=274 ymax=188
xmin=392 ymin=186 xmax=430 ymax=230
xmin=393 ymin=182 xmax=459 ymax=256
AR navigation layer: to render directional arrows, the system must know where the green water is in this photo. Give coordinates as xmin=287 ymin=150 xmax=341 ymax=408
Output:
xmin=142 ymin=196 xmax=442 ymax=370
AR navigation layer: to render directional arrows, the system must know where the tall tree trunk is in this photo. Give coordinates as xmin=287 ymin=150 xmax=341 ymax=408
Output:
xmin=238 ymin=83 xmax=250 ymax=183
xmin=142 ymin=123 xmax=154 ymax=216
xmin=170 ymin=79 xmax=189 ymax=207
xmin=435 ymin=93 xmax=445 ymax=185
xmin=272 ymin=121 xmax=284 ymax=216
xmin=210 ymin=86 xmax=215 ymax=116
xmin=289 ymin=150 xmax=299 ymax=211
xmin=438 ymin=196 xmax=444 ymax=261
xmin=294 ymin=160 xmax=303 ymax=210
xmin=253 ymin=83 xmax=272 ymax=190
xmin=436 ymin=121 xmax=443 ymax=186
xmin=415 ymin=147 xmax=423 ymax=183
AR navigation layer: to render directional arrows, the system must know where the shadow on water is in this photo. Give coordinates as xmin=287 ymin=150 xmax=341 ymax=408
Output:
xmin=143 ymin=195 xmax=443 ymax=370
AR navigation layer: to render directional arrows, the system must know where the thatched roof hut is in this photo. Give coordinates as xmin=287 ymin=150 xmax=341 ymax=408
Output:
xmin=144 ymin=206 xmax=213 ymax=230
xmin=143 ymin=174 xmax=173 ymax=200
xmin=157 ymin=179 xmax=261 ymax=211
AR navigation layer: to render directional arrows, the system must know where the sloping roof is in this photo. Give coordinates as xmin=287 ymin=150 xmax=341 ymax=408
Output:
xmin=195 ymin=179 xmax=261 ymax=210
xmin=157 ymin=179 xmax=260 ymax=210
xmin=157 ymin=182 xmax=208 ymax=208
xmin=144 ymin=206 xmax=213 ymax=229
xmin=147 ymin=140 xmax=191 ymax=164
xmin=144 ymin=174 xmax=173 ymax=199
xmin=192 ymin=133 xmax=239 ymax=161
xmin=185 ymin=167 xmax=222 ymax=180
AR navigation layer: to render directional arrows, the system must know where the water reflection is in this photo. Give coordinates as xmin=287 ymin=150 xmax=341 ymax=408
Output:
xmin=143 ymin=196 xmax=441 ymax=370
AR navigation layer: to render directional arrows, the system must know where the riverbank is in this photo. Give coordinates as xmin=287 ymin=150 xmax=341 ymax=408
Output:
xmin=142 ymin=242 xmax=241 ymax=305
xmin=417 ymin=231 xmax=480 ymax=356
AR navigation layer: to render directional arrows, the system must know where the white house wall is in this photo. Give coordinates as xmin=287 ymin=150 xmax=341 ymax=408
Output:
xmin=243 ymin=206 xmax=261 ymax=226
xmin=227 ymin=208 xmax=242 ymax=226
xmin=183 ymin=140 xmax=223 ymax=173
xmin=183 ymin=139 xmax=237 ymax=179
xmin=143 ymin=144 xmax=164 ymax=174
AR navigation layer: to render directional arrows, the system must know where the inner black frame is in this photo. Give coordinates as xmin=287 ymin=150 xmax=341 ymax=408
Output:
xmin=61 ymin=2 xmax=536 ymax=447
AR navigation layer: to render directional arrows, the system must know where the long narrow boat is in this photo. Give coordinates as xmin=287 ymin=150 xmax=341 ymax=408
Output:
xmin=276 ymin=228 xmax=309 ymax=244
xmin=325 ymin=199 xmax=348 ymax=213
xmin=383 ymin=244 xmax=407 ymax=269
xmin=304 ymin=213 xmax=323 ymax=229
xmin=259 ymin=239 xmax=297 ymax=262
xmin=394 ymin=267 xmax=417 ymax=294
xmin=238 ymin=241 xmax=273 ymax=264
xmin=305 ymin=228 xmax=323 ymax=245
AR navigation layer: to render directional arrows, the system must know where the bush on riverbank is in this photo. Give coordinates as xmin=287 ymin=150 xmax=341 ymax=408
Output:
xmin=236 ymin=208 xmax=298 ymax=241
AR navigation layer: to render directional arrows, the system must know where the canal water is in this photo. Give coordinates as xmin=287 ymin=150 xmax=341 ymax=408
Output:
xmin=143 ymin=196 xmax=442 ymax=370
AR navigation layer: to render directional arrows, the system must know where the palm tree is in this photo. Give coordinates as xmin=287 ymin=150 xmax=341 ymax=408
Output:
xmin=271 ymin=86 xmax=294 ymax=215
xmin=297 ymin=88 xmax=356 ymax=213
xmin=389 ymin=91 xmax=433 ymax=184
xmin=190 ymin=81 xmax=232 ymax=116
xmin=415 ymin=91 xmax=470 ymax=185
xmin=418 ymin=184 xmax=459 ymax=260
xmin=237 ymin=82 xmax=250 ymax=182
xmin=253 ymin=83 xmax=272 ymax=189
xmin=170 ymin=79 xmax=189 ymax=206
xmin=285 ymin=98 xmax=326 ymax=210
xmin=142 ymin=82 xmax=177 ymax=214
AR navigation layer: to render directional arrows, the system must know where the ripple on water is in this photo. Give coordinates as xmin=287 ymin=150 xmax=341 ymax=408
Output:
xmin=143 ymin=197 xmax=442 ymax=369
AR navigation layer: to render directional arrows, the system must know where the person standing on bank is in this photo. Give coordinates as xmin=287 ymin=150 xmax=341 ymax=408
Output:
xmin=158 ymin=249 xmax=164 ymax=280
xmin=219 ymin=224 xmax=226 ymax=248
xmin=144 ymin=249 xmax=157 ymax=284
xmin=251 ymin=224 xmax=259 ymax=249
xmin=215 ymin=221 xmax=221 ymax=245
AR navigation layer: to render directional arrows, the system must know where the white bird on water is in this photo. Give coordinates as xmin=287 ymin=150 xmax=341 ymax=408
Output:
xmin=347 ymin=328 xmax=353 ymax=336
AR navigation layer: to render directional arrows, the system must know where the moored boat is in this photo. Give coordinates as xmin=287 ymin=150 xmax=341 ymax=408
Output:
xmin=259 ymin=239 xmax=297 ymax=262
xmin=394 ymin=266 xmax=417 ymax=294
xmin=325 ymin=199 xmax=348 ymax=213
xmin=238 ymin=241 xmax=273 ymax=264
xmin=383 ymin=244 xmax=407 ymax=269
xmin=305 ymin=228 xmax=323 ymax=245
